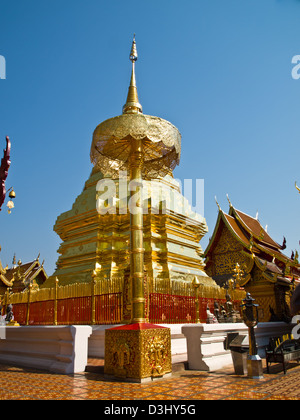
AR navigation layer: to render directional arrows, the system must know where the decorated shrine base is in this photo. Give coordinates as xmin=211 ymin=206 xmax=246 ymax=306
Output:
xmin=104 ymin=323 xmax=172 ymax=383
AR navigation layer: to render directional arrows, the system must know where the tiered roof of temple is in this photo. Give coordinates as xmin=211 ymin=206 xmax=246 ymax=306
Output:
xmin=0 ymin=254 xmax=48 ymax=294
xmin=204 ymin=199 xmax=300 ymax=321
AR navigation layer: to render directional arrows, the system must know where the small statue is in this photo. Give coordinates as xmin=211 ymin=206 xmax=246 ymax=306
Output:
xmin=224 ymin=291 xmax=242 ymax=323
xmin=226 ymin=292 xmax=233 ymax=315
xmin=5 ymin=304 xmax=14 ymax=323
xmin=5 ymin=304 xmax=19 ymax=326
xmin=206 ymin=305 xmax=218 ymax=324
xmin=217 ymin=304 xmax=227 ymax=323
xmin=214 ymin=301 xmax=220 ymax=321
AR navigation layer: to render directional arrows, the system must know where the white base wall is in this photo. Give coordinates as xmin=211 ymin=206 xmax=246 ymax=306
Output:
xmin=182 ymin=323 xmax=248 ymax=371
xmin=0 ymin=326 xmax=92 ymax=374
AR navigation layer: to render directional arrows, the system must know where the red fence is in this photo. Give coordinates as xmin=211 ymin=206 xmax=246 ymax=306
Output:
xmin=30 ymin=300 xmax=55 ymax=325
xmin=149 ymin=293 xmax=240 ymax=324
xmin=12 ymin=303 xmax=27 ymax=325
xmin=149 ymin=293 xmax=196 ymax=323
xmin=11 ymin=293 xmax=122 ymax=326
xmin=95 ymin=294 xmax=123 ymax=324
xmin=9 ymin=292 xmax=241 ymax=325
xmin=57 ymin=296 xmax=92 ymax=325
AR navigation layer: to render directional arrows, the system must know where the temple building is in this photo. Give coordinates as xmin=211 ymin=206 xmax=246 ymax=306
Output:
xmin=0 ymin=254 xmax=48 ymax=294
xmin=204 ymin=199 xmax=300 ymax=322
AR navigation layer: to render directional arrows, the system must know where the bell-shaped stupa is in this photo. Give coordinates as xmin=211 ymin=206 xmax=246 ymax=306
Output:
xmin=44 ymin=37 xmax=214 ymax=321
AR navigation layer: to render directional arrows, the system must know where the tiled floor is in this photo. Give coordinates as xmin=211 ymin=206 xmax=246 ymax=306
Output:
xmin=0 ymin=360 xmax=300 ymax=400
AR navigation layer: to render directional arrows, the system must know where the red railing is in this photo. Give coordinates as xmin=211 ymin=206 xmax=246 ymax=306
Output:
xmin=12 ymin=303 xmax=27 ymax=325
xmin=149 ymin=293 xmax=235 ymax=324
xmin=149 ymin=293 xmax=195 ymax=323
xmin=57 ymin=296 xmax=92 ymax=325
xmin=29 ymin=300 xmax=55 ymax=325
xmin=10 ymin=293 xmax=122 ymax=326
xmin=8 ymin=292 xmax=241 ymax=325
xmin=95 ymin=294 xmax=123 ymax=324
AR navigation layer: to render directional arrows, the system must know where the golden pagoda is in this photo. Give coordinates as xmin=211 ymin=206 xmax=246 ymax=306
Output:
xmin=44 ymin=38 xmax=212 ymax=312
xmin=41 ymin=36 xmax=226 ymax=381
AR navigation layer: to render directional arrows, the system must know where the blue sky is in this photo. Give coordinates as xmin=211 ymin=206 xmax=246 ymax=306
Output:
xmin=1 ymin=0 xmax=300 ymax=275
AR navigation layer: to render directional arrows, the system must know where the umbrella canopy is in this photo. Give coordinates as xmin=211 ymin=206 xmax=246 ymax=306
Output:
xmin=90 ymin=113 xmax=181 ymax=179
xmin=90 ymin=35 xmax=181 ymax=179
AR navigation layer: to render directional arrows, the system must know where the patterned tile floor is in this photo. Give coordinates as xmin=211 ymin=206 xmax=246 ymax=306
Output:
xmin=0 ymin=359 xmax=300 ymax=400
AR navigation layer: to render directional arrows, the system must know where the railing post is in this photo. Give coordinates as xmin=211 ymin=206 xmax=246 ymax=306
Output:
xmin=192 ymin=277 xmax=201 ymax=324
xmin=26 ymin=283 xmax=32 ymax=326
xmin=3 ymin=287 xmax=10 ymax=317
xmin=54 ymin=277 xmax=59 ymax=325
xmin=5 ymin=288 xmax=10 ymax=314
xmin=91 ymin=270 xmax=96 ymax=325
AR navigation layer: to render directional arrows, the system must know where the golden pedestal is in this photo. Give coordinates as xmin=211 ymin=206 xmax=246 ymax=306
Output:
xmin=104 ymin=323 xmax=172 ymax=382
xmin=6 ymin=320 xmax=20 ymax=326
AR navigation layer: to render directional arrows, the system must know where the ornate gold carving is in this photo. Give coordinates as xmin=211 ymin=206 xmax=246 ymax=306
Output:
xmin=111 ymin=338 xmax=132 ymax=378
xmin=214 ymin=226 xmax=242 ymax=254
xmin=147 ymin=336 xmax=167 ymax=377
xmin=105 ymin=326 xmax=172 ymax=381
xmin=214 ymin=252 xmax=249 ymax=276
xmin=211 ymin=226 xmax=251 ymax=277
xmin=122 ymin=270 xmax=132 ymax=322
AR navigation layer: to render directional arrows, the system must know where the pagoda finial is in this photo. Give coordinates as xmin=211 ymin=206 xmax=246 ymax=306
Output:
xmin=215 ymin=196 xmax=221 ymax=211
xmin=226 ymin=194 xmax=233 ymax=208
xmin=130 ymin=34 xmax=138 ymax=62
xmin=123 ymin=35 xmax=143 ymax=115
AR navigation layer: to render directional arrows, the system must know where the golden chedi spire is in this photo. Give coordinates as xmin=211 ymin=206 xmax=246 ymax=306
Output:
xmin=123 ymin=34 xmax=143 ymax=114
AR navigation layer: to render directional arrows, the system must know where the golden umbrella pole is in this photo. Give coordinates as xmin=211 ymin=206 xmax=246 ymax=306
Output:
xmin=129 ymin=137 xmax=146 ymax=323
